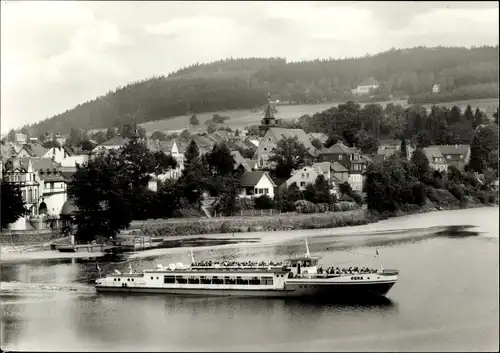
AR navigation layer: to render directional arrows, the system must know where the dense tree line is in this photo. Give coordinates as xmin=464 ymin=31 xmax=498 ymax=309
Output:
xmin=364 ymin=150 xmax=498 ymax=214
xmin=67 ymin=139 xmax=251 ymax=240
xmin=24 ymin=46 xmax=498 ymax=136
xmin=292 ymin=101 xmax=498 ymax=174
xmin=68 ymin=140 xmax=177 ymax=241
xmin=408 ymin=82 xmax=499 ymax=104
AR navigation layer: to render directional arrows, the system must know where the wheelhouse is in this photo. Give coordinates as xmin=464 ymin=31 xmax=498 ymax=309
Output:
xmin=285 ymin=256 xmax=321 ymax=278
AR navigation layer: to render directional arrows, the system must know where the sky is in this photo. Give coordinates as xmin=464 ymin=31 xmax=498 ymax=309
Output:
xmin=1 ymin=1 xmax=499 ymax=133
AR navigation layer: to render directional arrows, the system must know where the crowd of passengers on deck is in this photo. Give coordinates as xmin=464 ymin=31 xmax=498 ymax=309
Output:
xmin=192 ymin=261 xmax=284 ymax=267
xmin=318 ymin=266 xmax=378 ymax=275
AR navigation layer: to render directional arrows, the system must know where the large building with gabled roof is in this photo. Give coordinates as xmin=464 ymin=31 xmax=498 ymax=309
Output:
xmin=3 ymin=157 xmax=68 ymax=230
xmin=254 ymin=127 xmax=317 ymax=169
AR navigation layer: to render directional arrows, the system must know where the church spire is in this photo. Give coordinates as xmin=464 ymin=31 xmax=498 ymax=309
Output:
xmin=264 ymin=93 xmax=275 ymax=120
xmin=131 ymin=117 xmax=140 ymax=142
xmin=259 ymin=92 xmax=277 ymax=135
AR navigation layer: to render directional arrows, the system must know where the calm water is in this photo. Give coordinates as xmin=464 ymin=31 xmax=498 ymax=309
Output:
xmin=1 ymin=207 xmax=498 ymax=352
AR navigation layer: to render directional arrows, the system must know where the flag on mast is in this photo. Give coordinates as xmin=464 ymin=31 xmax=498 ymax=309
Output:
xmin=96 ymin=261 xmax=102 ymax=277
xmin=376 ymin=249 xmax=379 ymax=256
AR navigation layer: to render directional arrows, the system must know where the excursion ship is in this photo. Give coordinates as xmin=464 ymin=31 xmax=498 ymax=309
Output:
xmin=95 ymin=240 xmax=399 ymax=299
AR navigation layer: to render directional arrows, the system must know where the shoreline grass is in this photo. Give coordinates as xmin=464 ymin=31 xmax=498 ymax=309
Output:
xmin=137 ymin=208 xmax=375 ymax=238
xmin=134 ymin=199 xmax=497 ymax=239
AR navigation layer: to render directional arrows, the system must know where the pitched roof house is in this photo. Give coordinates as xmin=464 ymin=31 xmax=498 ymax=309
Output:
xmin=429 ymin=144 xmax=471 ymax=171
xmin=16 ymin=144 xmax=49 ymax=158
xmin=377 ymin=139 xmax=414 ymax=160
xmin=329 ymin=161 xmax=350 ymax=184
xmin=254 ymin=128 xmax=317 ymax=169
xmin=312 ymin=162 xmax=331 ymax=180
xmin=318 ymin=142 xmax=365 ymax=174
xmin=318 ymin=142 xmax=365 ymax=191
xmin=3 ymin=157 xmax=68 ymax=226
xmin=283 ymin=166 xmax=321 ymax=191
xmin=422 ymin=147 xmax=448 ymax=173
xmin=42 ymin=145 xmax=74 ymax=164
xmin=190 ymin=135 xmax=215 ymax=155
xmin=239 ymin=171 xmax=276 ymax=199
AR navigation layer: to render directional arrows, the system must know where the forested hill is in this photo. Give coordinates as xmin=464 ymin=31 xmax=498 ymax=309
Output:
xmin=28 ymin=46 xmax=499 ymax=135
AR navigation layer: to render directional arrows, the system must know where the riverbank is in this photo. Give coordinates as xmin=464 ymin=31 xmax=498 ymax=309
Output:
xmin=3 ymin=206 xmax=495 ymax=264
xmin=127 ymin=198 xmax=496 ymax=238
xmin=136 ymin=208 xmax=376 ymax=238
xmin=2 ymin=201 xmax=496 ymax=263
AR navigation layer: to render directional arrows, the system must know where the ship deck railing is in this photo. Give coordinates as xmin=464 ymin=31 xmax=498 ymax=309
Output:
xmin=191 ymin=265 xmax=285 ymax=270
xmin=180 ymin=266 xmax=289 ymax=273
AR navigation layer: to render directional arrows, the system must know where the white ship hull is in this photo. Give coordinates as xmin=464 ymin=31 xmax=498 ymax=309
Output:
xmin=95 ymin=244 xmax=399 ymax=300
xmin=95 ymin=281 xmax=396 ymax=298
xmin=96 ymin=273 xmax=398 ymax=299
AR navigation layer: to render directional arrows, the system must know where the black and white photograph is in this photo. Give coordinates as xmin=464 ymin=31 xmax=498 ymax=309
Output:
xmin=0 ymin=1 xmax=498 ymax=351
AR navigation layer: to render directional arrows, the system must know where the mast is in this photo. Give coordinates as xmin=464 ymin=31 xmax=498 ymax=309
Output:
xmin=376 ymin=249 xmax=384 ymax=272
xmin=305 ymin=238 xmax=311 ymax=258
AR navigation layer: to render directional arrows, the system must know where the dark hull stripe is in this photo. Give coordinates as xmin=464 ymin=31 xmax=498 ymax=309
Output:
xmin=96 ymin=282 xmax=396 ymax=298
xmin=286 ymin=281 xmax=396 ymax=285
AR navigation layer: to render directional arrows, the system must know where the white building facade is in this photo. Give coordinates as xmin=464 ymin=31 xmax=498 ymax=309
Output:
xmin=3 ymin=158 xmax=68 ymax=230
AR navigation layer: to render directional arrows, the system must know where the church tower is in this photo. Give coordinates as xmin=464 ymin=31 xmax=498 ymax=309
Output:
xmin=259 ymin=93 xmax=277 ymax=135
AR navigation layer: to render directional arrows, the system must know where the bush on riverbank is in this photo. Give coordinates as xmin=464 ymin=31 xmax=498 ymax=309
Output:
xmin=139 ymin=208 xmax=375 ymax=237
xmin=364 ymin=150 xmax=499 ymax=215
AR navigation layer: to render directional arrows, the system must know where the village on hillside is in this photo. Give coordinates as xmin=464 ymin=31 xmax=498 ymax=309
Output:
xmin=1 ymin=93 xmax=498 ymax=238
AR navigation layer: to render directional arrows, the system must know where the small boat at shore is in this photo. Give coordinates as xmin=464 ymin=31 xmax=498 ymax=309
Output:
xmin=95 ymin=240 xmax=399 ymax=299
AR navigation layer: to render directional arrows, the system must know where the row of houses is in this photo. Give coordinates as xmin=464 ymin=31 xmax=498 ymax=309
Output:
xmin=1 ymin=101 xmax=473 ymax=229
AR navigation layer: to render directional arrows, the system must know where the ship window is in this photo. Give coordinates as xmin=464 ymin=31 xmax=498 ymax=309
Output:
xmin=236 ymin=277 xmax=249 ymax=285
xmin=114 ymin=278 xmax=116 ymax=281
xmin=249 ymin=277 xmax=261 ymax=285
xmin=200 ymin=276 xmax=211 ymax=285
xmin=127 ymin=278 xmax=130 ymax=281
xmin=151 ymin=277 xmax=154 ymax=280
xmin=224 ymin=276 xmax=236 ymax=285
xmin=156 ymin=277 xmax=159 ymax=280
xmin=176 ymin=276 xmax=187 ymax=284
xmin=212 ymin=276 xmax=224 ymax=285
xmin=118 ymin=278 xmax=121 ymax=281
xmin=188 ymin=276 xmax=200 ymax=284
xmin=131 ymin=279 xmax=134 ymax=282
xmin=164 ymin=275 xmax=175 ymax=284
xmin=262 ymin=276 xmax=274 ymax=285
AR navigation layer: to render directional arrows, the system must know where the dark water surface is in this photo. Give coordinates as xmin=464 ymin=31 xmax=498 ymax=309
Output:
xmin=1 ymin=207 xmax=498 ymax=352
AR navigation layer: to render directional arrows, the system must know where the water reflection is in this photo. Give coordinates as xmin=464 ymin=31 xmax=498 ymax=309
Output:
xmin=1 ymin=210 xmax=498 ymax=351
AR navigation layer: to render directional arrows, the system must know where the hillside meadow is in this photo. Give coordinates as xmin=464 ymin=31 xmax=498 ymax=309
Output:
xmin=135 ymin=98 xmax=499 ymax=135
